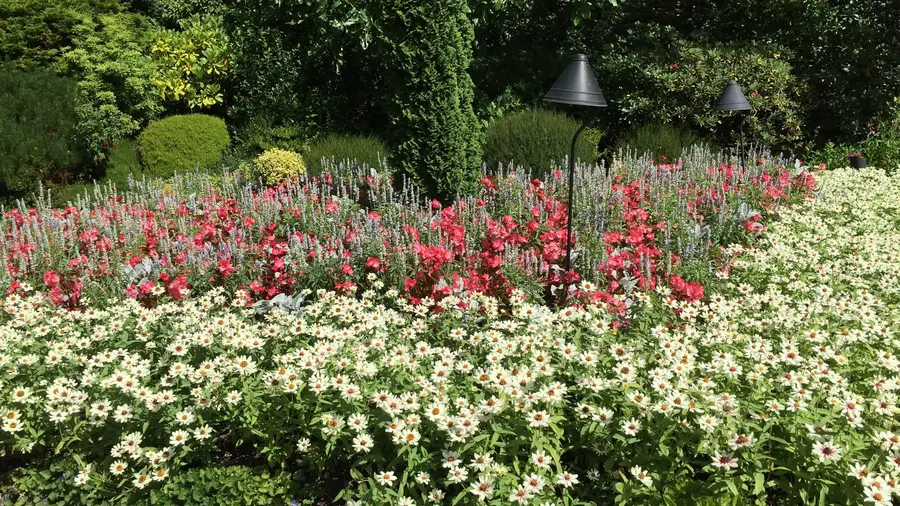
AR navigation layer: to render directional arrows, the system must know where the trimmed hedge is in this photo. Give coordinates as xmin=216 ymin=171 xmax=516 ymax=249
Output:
xmin=138 ymin=114 xmax=230 ymax=178
xmin=483 ymin=108 xmax=601 ymax=176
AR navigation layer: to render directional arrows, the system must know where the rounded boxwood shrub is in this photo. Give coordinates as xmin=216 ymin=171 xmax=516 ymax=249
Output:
xmin=253 ymin=147 xmax=306 ymax=184
xmin=305 ymin=134 xmax=390 ymax=175
xmin=483 ymin=108 xmax=601 ymax=176
xmin=138 ymin=114 xmax=230 ymax=178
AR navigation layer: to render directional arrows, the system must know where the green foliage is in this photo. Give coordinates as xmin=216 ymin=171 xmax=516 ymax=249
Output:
xmin=104 ymin=138 xmax=143 ymax=186
xmin=617 ymin=123 xmax=712 ymax=161
xmin=236 ymin=116 xmax=312 ymax=155
xmin=152 ymin=14 xmax=233 ymax=110
xmin=637 ymin=0 xmax=900 ymax=144
xmin=808 ymin=99 xmax=900 ymax=173
xmin=0 ymin=0 xmax=123 ymax=69
xmin=252 ymin=148 xmax=306 ymax=185
xmin=58 ymin=9 xmax=164 ymax=161
xmin=482 ymin=108 xmax=601 ymax=175
xmin=806 ymin=141 xmax=849 ymax=169
xmin=138 ymin=114 xmax=231 ymax=178
xmin=3 ymin=461 xmax=312 ymax=506
xmin=305 ymin=134 xmax=390 ymax=175
xmin=0 ymin=67 xmax=88 ymax=196
xmin=594 ymin=36 xmax=803 ymax=151
xmin=147 ymin=466 xmax=299 ymax=505
xmin=375 ymin=0 xmax=483 ymax=201
xmin=861 ymin=98 xmax=900 ymax=173
xmin=148 ymin=0 xmax=224 ymax=26
xmin=50 ymin=139 xmax=143 ymax=204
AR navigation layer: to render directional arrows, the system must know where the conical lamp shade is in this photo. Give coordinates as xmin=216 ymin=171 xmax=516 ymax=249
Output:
xmin=543 ymin=54 xmax=607 ymax=108
xmin=716 ymin=80 xmax=751 ymax=111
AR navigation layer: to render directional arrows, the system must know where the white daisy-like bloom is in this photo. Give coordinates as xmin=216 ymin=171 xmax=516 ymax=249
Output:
xmin=621 ymin=417 xmax=641 ymax=436
xmin=351 ymin=433 xmax=374 ymax=454
xmin=109 ymin=460 xmax=128 ymax=475
xmin=376 ymin=471 xmax=397 ymax=487
xmin=531 ymin=450 xmax=552 ymax=469
xmin=711 ymin=452 xmax=739 ymax=470
xmin=470 ymin=475 xmax=495 ymax=501
xmin=556 ymin=470 xmax=579 ymax=488
xmin=630 ymin=466 xmax=653 ymax=487
xmin=813 ymin=440 xmax=843 ymax=463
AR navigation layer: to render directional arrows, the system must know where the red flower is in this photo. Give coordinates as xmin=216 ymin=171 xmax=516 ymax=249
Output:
xmin=43 ymin=270 xmax=60 ymax=287
xmin=218 ymin=259 xmax=235 ymax=277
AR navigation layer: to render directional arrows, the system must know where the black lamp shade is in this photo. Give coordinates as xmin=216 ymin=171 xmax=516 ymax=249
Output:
xmin=543 ymin=54 xmax=607 ymax=108
xmin=716 ymin=80 xmax=751 ymax=111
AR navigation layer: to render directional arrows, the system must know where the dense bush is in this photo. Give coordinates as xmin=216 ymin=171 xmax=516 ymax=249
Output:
xmin=236 ymin=116 xmax=312 ymax=155
xmin=376 ymin=0 xmax=483 ymax=201
xmin=0 ymin=0 xmax=123 ymax=69
xmin=252 ymin=148 xmax=306 ymax=184
xmin=151 ymin=14 xmax=232 ymax=111
xmin=0 ymin=67 xmax=88 ymax=197
xmin=483 ymin=108 xmax=601 ymax=174
xmin=617 ymin=123 xmax=712 ymax=162
xmin=57 ymin=8 xmax=163 ymax=161
xmin=305 ymin=134 xmax=390 ymax=174
xmin=591 ymin=35 xmax=804 ymax=152
xmin=138 ymin=115 xmax=231 ymax=178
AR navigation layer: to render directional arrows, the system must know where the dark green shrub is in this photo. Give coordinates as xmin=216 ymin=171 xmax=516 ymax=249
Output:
xmin=618 ymin=123 xmax=712 ymax=162
xmin=376 ymin=0 xmax=483 ymax=201
xmin=483 ymin=108 xmax=601 ymax=175
xmin=305 ymin=134 xmax=390 ymax=174
xmin=587 ymin=30 xmax=804 ymax=151
xmin=138 ymin=114 xmax=231 ymax=178
xmin=0 ymin=67 xmax=89 ymax=198
xmin=237 ymin=116 xmax=313 ymax=155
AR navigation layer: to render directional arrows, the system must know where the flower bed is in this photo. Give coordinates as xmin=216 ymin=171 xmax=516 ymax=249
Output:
xmin=1 ymin=151 xmax=814 ymax=311
xmin=3 ymin=167 xmax=900 ymax=505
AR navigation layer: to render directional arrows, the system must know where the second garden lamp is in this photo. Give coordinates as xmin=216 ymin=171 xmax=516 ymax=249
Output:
xmin=543 ymin=53 xmax=607 ymax=281
xmin=716 ymin=80 xmax=752 ymax=168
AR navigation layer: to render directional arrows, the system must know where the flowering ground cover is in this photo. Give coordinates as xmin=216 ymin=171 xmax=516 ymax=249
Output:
xmin=4 ymin=165 xmax=899 ymax=505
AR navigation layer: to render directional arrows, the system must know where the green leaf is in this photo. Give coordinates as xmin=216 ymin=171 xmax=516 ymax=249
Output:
xmin=726 ymin=480 xmax=739 ymax=496
xmin=753 ymin=472 xmax=765 ymax=495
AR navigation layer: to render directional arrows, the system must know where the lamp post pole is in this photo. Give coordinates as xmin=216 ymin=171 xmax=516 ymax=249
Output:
xmin=565 ymin=120 xmax=590 ymax=272
xmin=543 ymin=53 xmax=607 ymax=297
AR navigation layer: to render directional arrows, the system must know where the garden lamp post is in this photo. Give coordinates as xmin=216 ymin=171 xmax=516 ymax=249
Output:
xmin=716 ymin=80 xmax=752 ymax=168
xmin=543 ymin=53 xmax=607 ymax=278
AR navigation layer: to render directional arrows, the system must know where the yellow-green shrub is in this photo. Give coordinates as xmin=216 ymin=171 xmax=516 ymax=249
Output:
xmin=253 ymin=148 xmax=305 ymax=184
